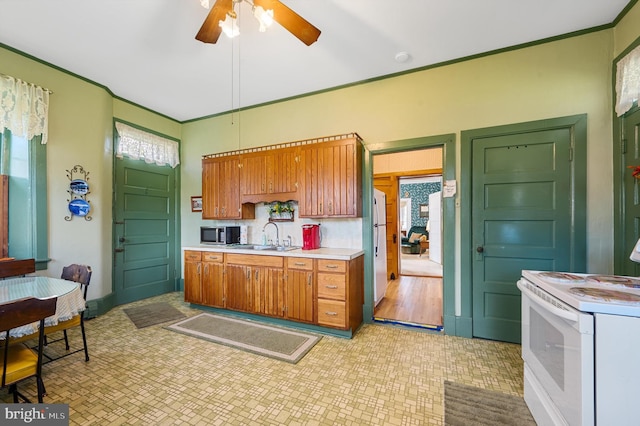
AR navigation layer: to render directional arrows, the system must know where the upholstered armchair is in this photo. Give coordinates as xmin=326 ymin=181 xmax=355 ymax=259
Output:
xmin=401 ymin=226 xmax=429 ymax=254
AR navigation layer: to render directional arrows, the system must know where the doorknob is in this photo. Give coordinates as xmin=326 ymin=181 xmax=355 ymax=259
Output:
xmin=476 ymin=246 xmax=484 ymax=253
xmin=119 ymin=236 xmax=126 ymax=243
xmin=393 ymin=234 xmax=397 ymax=244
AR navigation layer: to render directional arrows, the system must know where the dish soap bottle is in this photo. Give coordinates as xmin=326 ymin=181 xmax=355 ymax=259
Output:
xmin=261 ymin=231 xmax=267 ymax=246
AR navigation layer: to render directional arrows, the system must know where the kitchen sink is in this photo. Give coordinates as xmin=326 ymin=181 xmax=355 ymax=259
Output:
xmin=226 ymin=244 xmax=300 ymax=252
xmin=254 ymin=245 xmax=301 ymax=251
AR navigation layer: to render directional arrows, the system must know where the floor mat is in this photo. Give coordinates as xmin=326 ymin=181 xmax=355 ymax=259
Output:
xmin=123 ymin=302 xmax=186 ymax=329
xmin=166 ymin=312 xmax=321 ymax=363
xmin=444 ymin=381 xmax=536 ymax=426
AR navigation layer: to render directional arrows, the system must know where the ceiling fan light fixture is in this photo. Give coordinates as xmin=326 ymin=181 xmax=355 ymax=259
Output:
xmin=252 ymin=6 xmax=274 ymax=32
xmin=219 ymin=12 xmax=240 ymax=38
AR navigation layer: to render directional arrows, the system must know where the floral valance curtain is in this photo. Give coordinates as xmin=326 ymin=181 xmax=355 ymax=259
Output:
xmin=616 ymin=44 xmax=640 ymax=117
xmin=0 ymin=74 xmax=50 ymax=144
xmin=115 ymin=122 xmax=180 ymax=168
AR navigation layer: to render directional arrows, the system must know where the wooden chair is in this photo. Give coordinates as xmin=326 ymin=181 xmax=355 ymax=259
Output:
xmin=0 ymin=258 xmax=35 ymax=279
xmin=44 ymin=264 xmax=92 ymax=362
xmin=0 ymin=296 xmax=57 ymax=403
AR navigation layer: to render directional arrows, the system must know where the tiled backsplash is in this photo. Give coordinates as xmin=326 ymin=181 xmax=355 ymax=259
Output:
xmin=202 ymin=201 xmax=363 ymax=249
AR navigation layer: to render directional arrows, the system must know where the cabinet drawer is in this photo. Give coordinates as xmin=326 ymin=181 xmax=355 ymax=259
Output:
xmin=226 ymin=253 xmax=283 ymax=268
xmin=317 ymin=273 xmax=346 ymax=300
xmin=317 ymin=259 xmax=346 ymax=273
xmin=184 ymin=251 xmax=202 ymax=261
xmin=287 ymin=257 xmax=314 ymax=271
xmin=202 ymin=252 xmax=223 ymax=262
xmin=317 ymin=299 xmax=346 ymax=328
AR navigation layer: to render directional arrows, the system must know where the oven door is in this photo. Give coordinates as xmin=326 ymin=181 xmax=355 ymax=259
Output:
xmin=518 ymin=278 xmax=594 ymax=426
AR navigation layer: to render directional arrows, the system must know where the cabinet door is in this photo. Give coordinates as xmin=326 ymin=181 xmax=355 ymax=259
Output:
xmin=269 ymin=147 xmax=299 ymax=197
xmin=299 ymin=138 xmax=362 ymax=218
xmin=202 ymin=159 xmax=219 ymax=219
xmin=225 ymin=264 xmax=252 ymax=311
xmin=219 ymin=156 xmax=241 ymax=219
xmin=202 ymin=261 xmax=225 ymax=307
xmin=252 ymin=266 xmax=284 ymax=317
xmin=286 ymin=269 xmax=314 ymax=323
xmin=184 ymin=260 xmax=201 ymax=303
xmin=241 ymin=153 xmax=269 ymax=197
xmin=202 ymin=155 xmax=247 ymax=220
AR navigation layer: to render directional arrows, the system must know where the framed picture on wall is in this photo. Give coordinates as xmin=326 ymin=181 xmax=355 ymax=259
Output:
xmin=191 ymin=196 xmax=202 ymax=212
xmin=419 ymin=204 xmax=429 ymax=217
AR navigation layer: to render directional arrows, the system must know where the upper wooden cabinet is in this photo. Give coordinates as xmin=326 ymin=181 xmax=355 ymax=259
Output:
xmin=298 ymin=137 xmax=363 ymax=218
xmin=202 ymin=155 xmax=255 ymax=220
xmin=202 ymin=134 xmax=362 ymax=218
xmin=240 ymin=147 xmax=299 ymax=204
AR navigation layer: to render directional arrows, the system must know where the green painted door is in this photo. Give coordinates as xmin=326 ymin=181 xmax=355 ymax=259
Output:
xmin=472 ymin=128 xmax=573 ymax=343
xmin=114 ymin=157 xmax=177 ymax=305
xmin=622 ymin=108 xmax=640 ymax=276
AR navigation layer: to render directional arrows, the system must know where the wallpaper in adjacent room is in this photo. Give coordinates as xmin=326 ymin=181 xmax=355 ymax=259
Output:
xmin=400 ymin=182 xmax=441 ymax=228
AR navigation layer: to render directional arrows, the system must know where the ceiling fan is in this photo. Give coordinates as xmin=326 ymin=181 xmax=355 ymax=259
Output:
xmin=196 ymin=0 xmax=321 ymax=46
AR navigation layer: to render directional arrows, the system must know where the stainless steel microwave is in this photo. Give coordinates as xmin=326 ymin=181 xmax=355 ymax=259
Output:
xmin=200 ymin=226 xmax=241 ymax=245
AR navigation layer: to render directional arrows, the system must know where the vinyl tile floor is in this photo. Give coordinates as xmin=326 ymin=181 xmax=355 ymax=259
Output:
xmin=1 ymin=292 xmax=523 ymax=425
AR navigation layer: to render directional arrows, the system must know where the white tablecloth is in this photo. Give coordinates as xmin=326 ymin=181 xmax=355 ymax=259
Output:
xmin=0 ymin=276 xmax=86 ymax=338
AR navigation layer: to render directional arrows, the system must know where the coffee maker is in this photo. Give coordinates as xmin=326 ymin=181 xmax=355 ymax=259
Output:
xmin=302 ymin=224 xmax=321 ymax=250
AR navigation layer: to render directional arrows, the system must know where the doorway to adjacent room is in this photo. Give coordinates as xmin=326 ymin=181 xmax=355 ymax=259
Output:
xmin=372 ymin=147 xmax=444 ymax=330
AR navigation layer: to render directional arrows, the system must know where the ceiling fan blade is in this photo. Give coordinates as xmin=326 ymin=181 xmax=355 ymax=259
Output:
xmin=196 ymin=0 xmax=233 ymax=44
xmin=254 ymin=0 xmax=321 ymax=46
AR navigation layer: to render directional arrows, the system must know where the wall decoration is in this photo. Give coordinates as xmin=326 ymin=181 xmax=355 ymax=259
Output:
xmin=191 ymin=196 xmax=203 ymax=212
xmin=65 ymin=165 xmax=92 ymax=221
xmin=419 ymin=204 xmax=429 ymax=217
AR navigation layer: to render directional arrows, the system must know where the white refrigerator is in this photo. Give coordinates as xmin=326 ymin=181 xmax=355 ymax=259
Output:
xmin=373 ymin=189 xmax=388 ymax=306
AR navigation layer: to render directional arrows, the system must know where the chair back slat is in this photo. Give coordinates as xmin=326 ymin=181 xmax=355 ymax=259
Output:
xmin=0 ymin=258 xmax=35 ymax=279
xmin=0 ymin=297 xmax=57 ymax=332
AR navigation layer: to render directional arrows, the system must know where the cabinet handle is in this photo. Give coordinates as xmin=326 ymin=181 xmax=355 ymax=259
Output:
xmin=204 ymin=265 xmax=209 ymax=274
xmin=294 ymin=262 xmax=306 ymax=266
xmin=325 ymin=285 xmax=338 ymax=289
xmin=325 ymin=265 xmax=339 ymax=269
xmin=324 ymin=311 xmax=338 ymax=316
xmin=246 ymin=270 xmax=251 ymax=280
xmin=307 ymin=275 xmax=312 ymax=286
xmin=197 ymin=264 xmax=201 ymax=274
xmin=210 ymin=256 xmax=219 ymax=260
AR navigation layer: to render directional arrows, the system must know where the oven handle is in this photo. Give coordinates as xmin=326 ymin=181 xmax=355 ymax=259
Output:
xmin=517 ymin=279 xmax=579 ymax=323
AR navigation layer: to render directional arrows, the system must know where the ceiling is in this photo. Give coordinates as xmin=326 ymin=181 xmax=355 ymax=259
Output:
xmin=0 ymin=0 xmax=631 ymax=122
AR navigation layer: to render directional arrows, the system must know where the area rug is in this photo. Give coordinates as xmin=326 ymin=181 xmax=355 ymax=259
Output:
xmin=165 ymin=313 xmax=321 ymax=364
xmin=444 ymin=381 xmax=536 ymax=426
xmin=123 ymin=302 xmax=186 ymax=329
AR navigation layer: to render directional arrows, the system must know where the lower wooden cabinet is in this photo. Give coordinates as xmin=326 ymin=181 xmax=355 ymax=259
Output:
xmin=202 ymin=252 xmax=224 ymax=307
xmin=184 ymin=251 xmax=363 ymax=333
xmin=285 ymin=257 xmax=315 ymax=323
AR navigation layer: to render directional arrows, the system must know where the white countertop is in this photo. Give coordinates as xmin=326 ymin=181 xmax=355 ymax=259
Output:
xmin=183 ymin=245 xmax=364 ymax=260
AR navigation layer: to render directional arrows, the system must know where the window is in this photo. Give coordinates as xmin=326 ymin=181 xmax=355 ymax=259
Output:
xmin=0 ymin=129 xmax=48 ymax=266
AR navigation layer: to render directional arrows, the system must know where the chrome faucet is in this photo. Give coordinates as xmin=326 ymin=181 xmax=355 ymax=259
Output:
xmin=263 ymin=222 xmax=279 ymax=246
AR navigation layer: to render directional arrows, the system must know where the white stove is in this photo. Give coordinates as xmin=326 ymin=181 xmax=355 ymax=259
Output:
xmin=519 ymin=270 xmax=640 ymax=426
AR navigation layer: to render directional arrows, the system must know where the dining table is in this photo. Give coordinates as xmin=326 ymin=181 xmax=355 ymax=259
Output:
xmin=0 ymin=276 xmax=86 ymax=338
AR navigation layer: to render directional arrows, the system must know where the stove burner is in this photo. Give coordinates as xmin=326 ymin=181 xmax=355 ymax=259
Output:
xmin=537 ymin=272 xmax=585 ymax=283
xmin=569 ymin=287 xmax=640 ymax=302
xmin=586 ymin=275 xmax=640 ymax=288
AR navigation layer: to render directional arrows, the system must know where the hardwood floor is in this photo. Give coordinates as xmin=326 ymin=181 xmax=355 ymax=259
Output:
xmin=374 ymin=275 xmax=443 ymax=327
